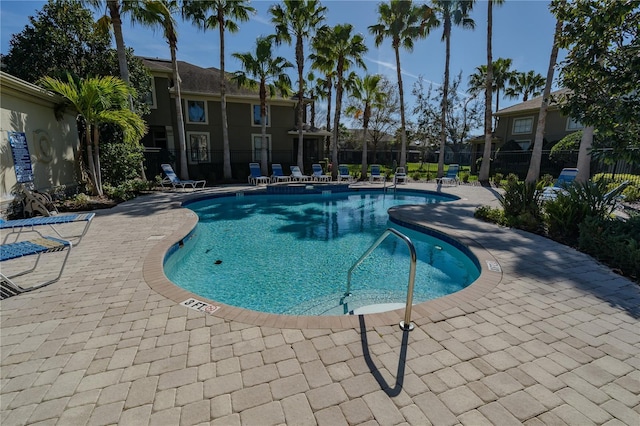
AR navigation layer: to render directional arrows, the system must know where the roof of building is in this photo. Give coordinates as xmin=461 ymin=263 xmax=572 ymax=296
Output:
xmin=141 ymin=57 xmax=274 ymax=98
xmin=495 ymin=88 xmax=571 ymax=116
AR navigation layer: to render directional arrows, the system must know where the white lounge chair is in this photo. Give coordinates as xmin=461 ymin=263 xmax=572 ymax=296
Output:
xmin=437 ymin=164 xmax=460 ymax=186
xmin=540 ymin=168 xmax=578 ymax=201
xmin=369 ymin=164 xmax=385 ymax=183
xmin=248 ymin=163 xmax=270 ymax=185
xmin=337 ymin=165 xmax=354 ymax=183
xmin=311 ymin=164 xmax=331 ymax=182
xmin=290 ymin=165 xmax=311 ymax=182
xmin=271 ymin=164 xmax=291 ymax=183
xmin=394 ymin=167 xmax=407 ymax=184
xmin=161 ymin=164 xmax=206 ymax=190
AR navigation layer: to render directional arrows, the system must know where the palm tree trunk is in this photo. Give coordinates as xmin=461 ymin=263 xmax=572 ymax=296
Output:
xmin=220 ymin=21 xmax=232 ymax=180
xmin=85 ymin=124 xmax=98 ymax=195
xmin=331 ymin=63 xmax=344 ymax=180
xmin=361 ymin=109 xmax=369 ymax=179
xmin=296 ymin=36 xmax=305 ymax=170
xmin=479 ymin=0 xmax=494 ymax=183
xmin=438 ymin=21 xmax=451 ymax=179
xmin=92 ymin=125 xmax=103 ymax=196
xmin=108 ymin=1 xmax=132 ymax=110
xmin=395 ymin=46 xmax=407 ymax=169
xmin=325 ymin=78 xmax=332 ymax=160
xmin=170 ymin=44 xmax=189 ymax=180
xmin=526 ymin=19 xmax=562 ymax=184
xmin=576 ymin=126 xmax=594 ymax=183
xmin=260 ymin=83 xmax=268 ymax=175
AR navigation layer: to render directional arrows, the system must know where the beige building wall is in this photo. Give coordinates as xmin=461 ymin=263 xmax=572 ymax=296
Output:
xmin=0 ymin=72 xmax=80 ymax=209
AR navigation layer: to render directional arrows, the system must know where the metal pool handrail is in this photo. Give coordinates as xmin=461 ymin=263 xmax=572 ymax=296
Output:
xmin=345 ymin=228 xmax=417 ymax=331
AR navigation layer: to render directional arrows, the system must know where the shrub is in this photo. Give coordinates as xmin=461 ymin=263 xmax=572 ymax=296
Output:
xmin=499 ymin=179 xmax=543 ymax=232
xmin=103 ymin=179 xmax=150 ymax=202
xmin=474 ymin=206 xmax=506 ymax=225
xmin=461 ymin=171 xmax=470 ymax=183
xmin=493 ymin=173 xmax=504 ymax=186
xmin=579 ymin=216 xmax=640 ymax=281
xmin=411 ymin=171 xmax=421 ymax=181
xmin=101 ymin=141 xmax=144 ymax=186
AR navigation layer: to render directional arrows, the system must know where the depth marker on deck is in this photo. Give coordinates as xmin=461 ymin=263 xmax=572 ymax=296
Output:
xmin=181 ymin=298 xmax=220 ymax=314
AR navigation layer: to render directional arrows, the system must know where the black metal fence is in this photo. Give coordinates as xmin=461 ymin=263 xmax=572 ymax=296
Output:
xmin=143 ymin=148 xmax=640 ymax=184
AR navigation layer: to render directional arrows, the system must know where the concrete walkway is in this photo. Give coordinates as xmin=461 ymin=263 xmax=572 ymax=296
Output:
xmin=1 ymin=182 xmax=639 ymax=426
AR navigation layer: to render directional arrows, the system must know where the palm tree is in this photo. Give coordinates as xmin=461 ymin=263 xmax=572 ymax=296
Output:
xmin=346 ymin=74 xmax=387 ymax=179
xmin=232 ymin=36 xmax=293 ymax=175
xmin=310 ymin=27 xmax=338 ymax=160
xmin=369 ymin=0 xmax=433 ymax=169
xmin=312 ymin=24 xmax=367 ymax=179
xmin=131 ymin=0 xmax=189 ymax=180
xmin=478 ymin=0 xmax=505 ymax=183
xmin=182 ymin=0 xmax=255 ymax=181
xmin=468 ymin=57 xmax=514 ymax=117
xmin=506 ymin=70 xmax=546 ymax=102
xmin=40 ymin=73 xmax=146 ymax=196
xmin=432 ymin=0 xmax=475 ymax=178
xmin=525 ymin=19 xmax=563 ymax=184
xmin=271 ymin=0 xmax=327 ymax=170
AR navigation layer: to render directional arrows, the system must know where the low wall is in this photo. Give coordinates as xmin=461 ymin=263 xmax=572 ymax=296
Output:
xmin=0 ymin=71 xmax=80 ymax=214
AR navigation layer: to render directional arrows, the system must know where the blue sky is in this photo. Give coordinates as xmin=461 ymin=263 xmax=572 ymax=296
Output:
xmin=1 ymin=0 xmax=562 ymax=124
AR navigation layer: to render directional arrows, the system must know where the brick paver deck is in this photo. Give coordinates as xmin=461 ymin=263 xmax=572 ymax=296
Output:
xmin=1 ymin=182 xmax=638 ymax=426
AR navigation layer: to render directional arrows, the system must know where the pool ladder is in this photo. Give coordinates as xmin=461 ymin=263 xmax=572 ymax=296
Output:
xmin=345 ymin=228 xmax=417 ymax=331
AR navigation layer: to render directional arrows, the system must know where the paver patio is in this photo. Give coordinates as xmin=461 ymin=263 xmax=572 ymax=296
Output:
xmin=1 ymin=182 xmax=639 ymax=426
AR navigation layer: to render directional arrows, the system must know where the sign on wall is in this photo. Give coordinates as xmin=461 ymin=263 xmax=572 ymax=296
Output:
xmin=8 ymin=131 xmax=34 ymax=183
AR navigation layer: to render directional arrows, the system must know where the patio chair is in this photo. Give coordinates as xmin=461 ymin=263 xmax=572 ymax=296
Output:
xmin=0 ymin=228 xmax=72 ymax=299
xmin=311 ymin=164 xmax=331 ymax=182
xmin=337 ymin=164 xmax=354 ymax=183
xmin=393 ymin=167 xmax=407 ymax=185
xmin=540 ymin=168 xmax=579 ymax=201
xmin=369 ymin=164 xmax=385 ymax=183
xmin=271 ymin=164 xmax=291 ymax=183
xmin=161 ymin=164 xmax=206 ymax=190
xmin=248 ymin=163 xmax=270 ymax=185
xmin=290 ymin=165 xmax=311 ymax=182
xmin=436 ymin=164 xmax=460 ymax=186
xmin=1 ymin=212 xmax=95 ymax=246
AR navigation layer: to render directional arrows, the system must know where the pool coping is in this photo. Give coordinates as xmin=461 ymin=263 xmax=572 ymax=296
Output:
xmin=142 ymin=189 xmax=503 ymax=329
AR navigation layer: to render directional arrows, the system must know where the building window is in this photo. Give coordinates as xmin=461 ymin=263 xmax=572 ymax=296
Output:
xmin=252 ymin=104 xmax=270 ymax=127
xmin=566 ymin=117 xmax=584 ymax=131
xmin=143 ymin=80 xmax=157 ymax=109
xmin=187 ymin=132 xmax=210 ymax=164
xmin=186 ymin=100 xmax=207 ymax=124
xmin=252 ymin=134 xmax=272 ymax=162
xmin=512 ymin=117 xmax=533 ymax=134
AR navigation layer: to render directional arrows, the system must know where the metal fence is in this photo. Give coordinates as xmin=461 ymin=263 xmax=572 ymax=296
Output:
xmin=143 ymin=148 xmax=639 ymax=184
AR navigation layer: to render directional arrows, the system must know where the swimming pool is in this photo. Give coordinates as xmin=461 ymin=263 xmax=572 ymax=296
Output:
xmin=164 ymin=190 xmax=480 ymax=315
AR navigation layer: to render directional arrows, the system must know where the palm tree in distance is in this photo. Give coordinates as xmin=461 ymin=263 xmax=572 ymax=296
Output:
xmin=432 ymin=0 xmax=475 ymax=178
xmin=506 ymin=70 xmax=546 ymax=102
xmin=310 ymin=27 xmax=337 ymax=160
xmin=40 ymin=74 xmax=146 ymax=196
xmin=271 ymin=0 xmax=327 ymax=170
xmin=232 ymin=36 xmax=293 ymax=175
xmin=369 ymin=0 xmax=433 ymax=169
xmin=312 ymin=24 xmax=367 ymax=180
xmin=182 ymin=0 xmax=255 ymax=181
xmin=478 ymin=0 xmax=505 ymax=183
xmin=468 ymin=57 xmax=514 ymax=117
xmin=131 ymin=0 xmax=189 ymax=180
xmin=346 ymin=74 xmax=387 ymax=179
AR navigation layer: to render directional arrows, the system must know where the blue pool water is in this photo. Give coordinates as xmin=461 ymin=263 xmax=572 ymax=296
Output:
xmin=164 ymin=190 xmax=480 ymax=315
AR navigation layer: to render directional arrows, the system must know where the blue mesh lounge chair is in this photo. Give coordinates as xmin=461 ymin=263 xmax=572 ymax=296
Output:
xmin=271 ymin=164 xmax=291 ymax=183
xmin=369 ymin=164 xmax=385 ymax=183
xmin=1 ymin=213 xmax=95 ymax=246
xmin=160 ymin=164 xmax=206 ymax=190
xmin=248 ymin=163 xmax=270 ymax=185
xmin=311 ymin=164 xmax=331 ymax=182
xmin=436 ymin=164 xmax=460 ymax=186
xmin=1 ymin=229 xmax=72 ymax=299
xmin=541 ymin=168 xmax=579 ymax=201
xmin=290 ymin=165 xmax=311 ymax=182
xmin=393 ymin=167 xmax=407 ymax=185
xmin=337 ymin=164 xmax=353 ymax=183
